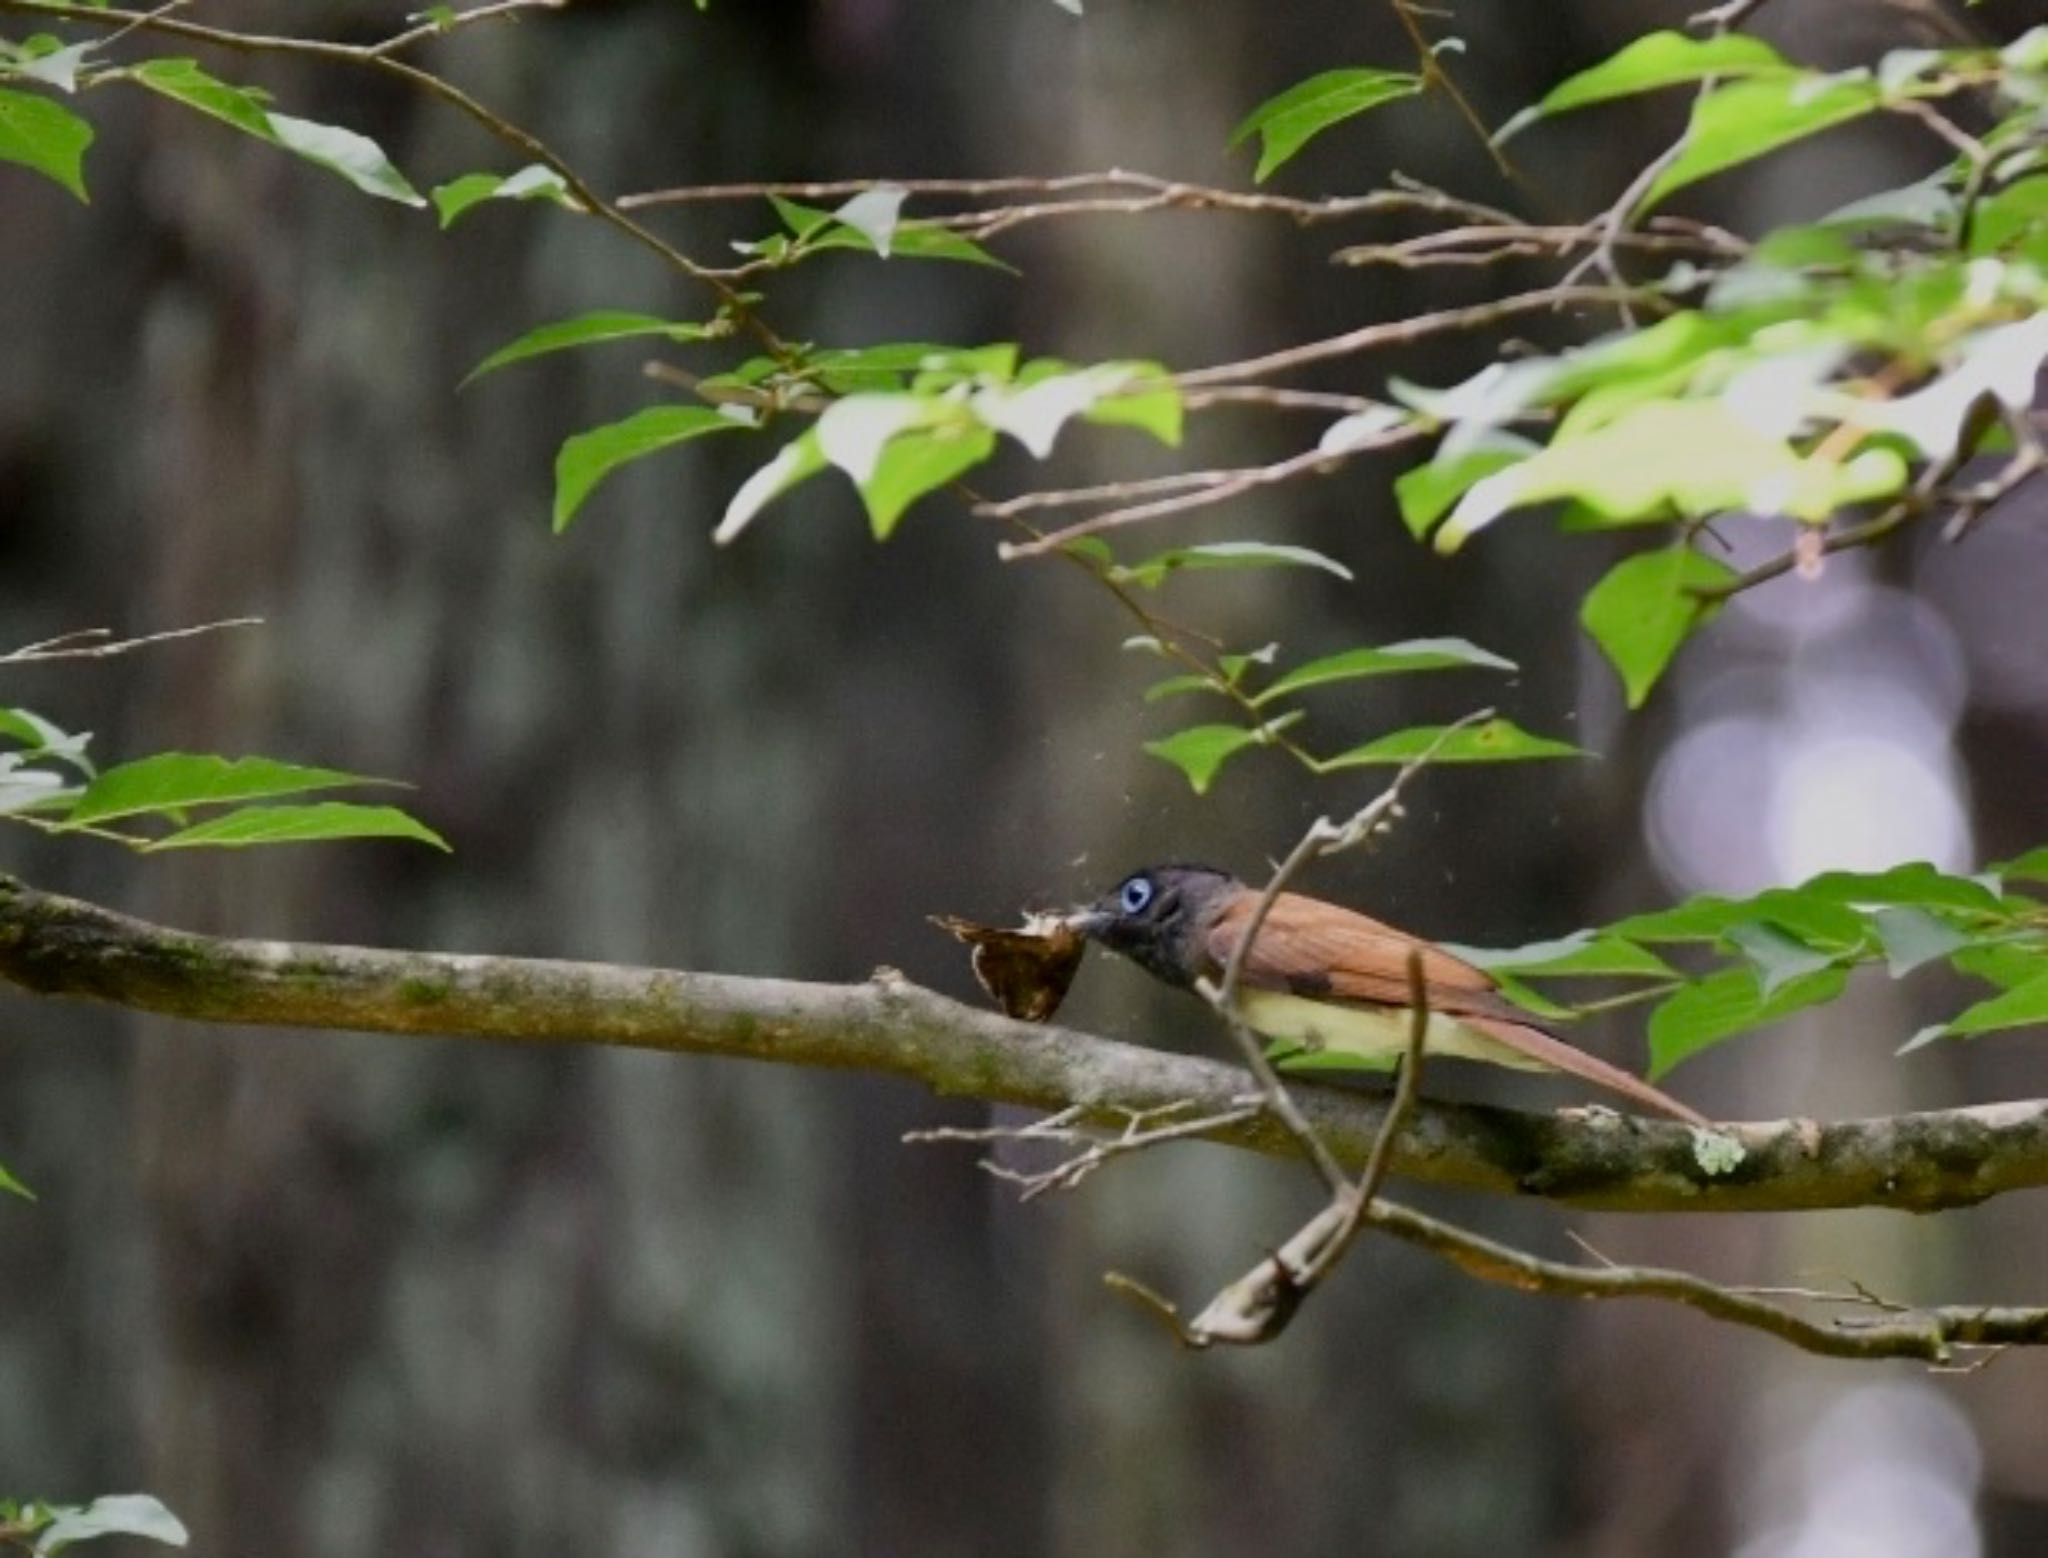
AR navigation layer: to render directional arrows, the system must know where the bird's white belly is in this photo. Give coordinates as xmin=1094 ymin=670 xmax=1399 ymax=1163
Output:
xmin=1233 ymin=990 xmax=1551 ymax=1073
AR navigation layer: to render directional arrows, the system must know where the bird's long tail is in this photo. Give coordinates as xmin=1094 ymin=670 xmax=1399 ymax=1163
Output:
xmin=1464 ymin=1016 xmax=1711 ymax=1128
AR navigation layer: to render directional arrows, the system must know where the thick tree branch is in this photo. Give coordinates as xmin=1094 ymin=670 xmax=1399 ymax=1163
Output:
xmin=2 ymin=875 xmax=2046 ymax=1215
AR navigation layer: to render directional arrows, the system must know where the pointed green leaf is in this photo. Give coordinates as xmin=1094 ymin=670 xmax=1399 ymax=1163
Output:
xmin=1144 ymin=716 xmax=1301 ymax=795
xmin=1229 ymin=68 xmax=1423 ymax=181
xmin=1255 ymin=637 xmax=1515 ymax=705
xmin=0 ymin=86 xmax=91 ymax=200
xmin=1800 ymin=864 xmax=2007 ymax=915
xmin=1871 ymin=907 xmax=1970 ymax=977
xmin=266 ymin=112 xmax=426 ymax=207
xmin=1935 ymin=970 xmax=2048 ymax=1039
xmin=1644 ymin=73 xmax=1884 ymax=211
xmin=858 ymin=425 xmax=995 ymax=538
xmin=552 ymin=405 xmax=743 ymax=531
xmin=465 ymin=311 xmax=710 ymax=385
xmin=1113 ymin=542 xmax=1354 ymax=590
xmin=144 ymin=802 xmax=448 ymax=852
xmin=1394 ymin=444 xmax=1532 ymax=541
xmin=0 ymin=1157 xmax=32 ymax=1200
xmin=70 ymin=754 xmax=392 ymax=826
xmin=1648 ymin=965 xmax=1848 ymax=1078
xmin=1496 ymin=30 xmax=1792 ymax=142
xmin=29 ymin=1493 xmax=188 ymax=1550
xmin=1951 ymin=944 xmax=2048 ymax=991
xmin=128 ymin=58 xmax=274 ymax=139
xmin=1581 ymin=545 xmax=1736 ymax=708
xmin=1991 ymin=846 xmax=2048 ymax=884
xmin=1724 ymin=920 xmax=1842 ymax=996
xmin=1143 ymin=673 xmax=1228 ymax=704
xmin=1450 ymin=933 xmax=1678 ymax=980
xmin=1320 ymin=718 xmax=1582 ymax=769
xmin=431 ymin=164 xmax=576 ymax=228
xmin=714 ymin=432 xmax=828 ymax=544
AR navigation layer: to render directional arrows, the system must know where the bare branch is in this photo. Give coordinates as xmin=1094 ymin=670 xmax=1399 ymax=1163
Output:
xmin=1 ymin=618 xmax=263 ymax=667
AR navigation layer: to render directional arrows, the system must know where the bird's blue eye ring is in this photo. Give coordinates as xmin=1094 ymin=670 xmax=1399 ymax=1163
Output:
xmin=1118 ymin=876 xmax=1154 ymax=915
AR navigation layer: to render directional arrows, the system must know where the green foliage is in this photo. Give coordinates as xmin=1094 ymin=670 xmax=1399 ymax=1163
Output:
xmin=1470 ymin=862 xmax=2048 ymax=1077
xmin=1228 ymin=68 xmax=1422 ymax=181
xmin=464 ymin=312 xmax=714 ymax=384
xmin=0 ymin=725 xmax=445 ymax=852
xmin=1317 ymin=718 xmax=1581 ymax=769
xmin=0 ymin=85 xmax=91 ymax=199
xmin=431 ymin=164 xmax=575 ymax=227
xmin=553 ymin=405 xmax=745 ymax=530
xmin=1579 ymin=546 xmax=1734 ymax=708
xmin=0 ymin=1495 xmax=188 ymax=1553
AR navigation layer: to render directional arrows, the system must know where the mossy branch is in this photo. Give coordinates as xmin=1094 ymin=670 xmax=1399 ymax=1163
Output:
xmin=2 ymin=876 xmax=2046 ymax=1215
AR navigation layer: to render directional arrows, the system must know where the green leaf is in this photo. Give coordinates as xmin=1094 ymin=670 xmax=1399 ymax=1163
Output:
xmin=857 ymin=424 xmax=995 ymax=538
xmin=1609 ymin=889 xmax=1869 ymax=946
xmin=1580 ymin=545 xmax=1736 ymax=708
xmin=29 ymin=1493 xmax=188 ymax=1551
xmin=1113 ymin=541 xmax=1354 ymax=590
xmin=1648 ymin=965 xmax=1848 ymax=1078
xmin=1142 ymin=674 xmax=1227 ymax=704
xmin=1724 ymin=920 xmax=1841 ymax=996
xmin=1144 ymin=715 xmax=1301 ymax=795
xmin=1394 ymin=443 xmax=1532 ymax=541
xmin=1084 ymin=379 xmax=1184 ymax=446
xmin=128 ymin=58 xmax=273 ymax=139
xmin=431 ymin=164 xmax=575 ymax=228
xmin=1871 ymin=907 xmax=1970 ymax=977
xmin=0 ymin=85 xmax=91 ymax=200
xmin=1228 ymin=68 xmax=1423 ymax=181
xmin=1644 ymin=73 xmax=1885 ymax=211
xmin=552 ymin=405 xmax=744 ymax=532
xmin=1937 ymin=970 xmax=2048 ymax=1038
xmin=70 ymin=754 xmax=391 ymax=826
xmin=1319 ymin=718 xmax=1582 ymax=769
xmin=770 ymin=195 xmax=1013 ymax=269
xmin=1799 ymin=863 xmax=2007 ymax=915
xmin=465 ymin=311 xmax=710 ymax=384
xmin=1437 ymin=400 xmax=1908 ymax=551
xmin=1255 ymin=637 xmax=1515 ymax=706
xmin=1993 ymin=846 xmax=2048 ymax=885
xmin=713 ymin=432 xmax=828 ymax=544
xmin=1496 ymin=30 xmax=1792 ymax=142
xmin=265 ymin=112 xmax=426 ymax=207
xmin=144 ymin=802 xmax=449 ymax=852
xmin=0 ymin=1157 xmax=33 ymax=1200
xmin=1951 ymin=943 xmax=2048 ymax=991
xmin=1450 ymin=932 xmax=1678 ymax=980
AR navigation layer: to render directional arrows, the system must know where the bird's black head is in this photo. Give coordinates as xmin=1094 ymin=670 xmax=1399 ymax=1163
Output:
xmin=1071 ymin=863 xmax=1240 ymax=989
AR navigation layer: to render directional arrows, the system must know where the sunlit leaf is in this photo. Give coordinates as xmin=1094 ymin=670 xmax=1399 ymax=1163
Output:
xmin=1319 ymin=718 xmax=1582 ymax=768
xmin=858 ymin=424 xmax=995 ymax=538
xmin=1114 ymin=541 xmax=1354 ymax=590
xmin=69 ymin=754 xmax=391 ymax=826
xmin=144 ymin=802 xmax=449 ymax=852
xmin=1450 ymin=932 xmax=1678 ymax=980
xmin=431 ymin=164 xmax=576 ymax=228
xmin=1254 ymin=638 xmax=1515 ymax=705
xmin=266 ymin=112 xmax=425 ymax=207
xmin=1228 ymin=68 xmax=1423 ymax=181
xmin=29 ymin=1493 xmax=188 ymax=1551
xmin=1648 ymin=965 xmax=1848 ymax=1077
xmin=1644 ymin=73 xmax=1885 ymax=211
xmin=714 ymin=431 xmax=827 ymax=544
xmin=1144 ymin=714 xmax=1301 ymax=795
xmin=1933 ymin=970 xmax=2048 ymax=1039
xmin=128 ymin=57 xmax=276 ymax=137
xmin=1496 ymin=30 xmax=1792 ymax=142
xmin=1871 ymin=907 xmax=1970 ymax=977
xmin=0 ymin=85 xmax=92 ymax=200
xmin=1580 ymin=545 xmax=1735 ymax=708
xmin=465 ymin=311 xmax=711 ymax=384
xmin=553 ymin=405 xmax=742 ymax=531
xmin=0 ymin=1156 xmax=32 ymax=1200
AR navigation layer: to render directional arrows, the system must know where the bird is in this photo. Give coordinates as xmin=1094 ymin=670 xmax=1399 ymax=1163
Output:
xmin=1068 ymin=863 xmax=1708 ymax=1127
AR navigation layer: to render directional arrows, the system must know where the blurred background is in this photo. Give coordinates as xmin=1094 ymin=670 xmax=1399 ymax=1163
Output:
xmin=3 ymin=0 xmax=2046 ymax=1552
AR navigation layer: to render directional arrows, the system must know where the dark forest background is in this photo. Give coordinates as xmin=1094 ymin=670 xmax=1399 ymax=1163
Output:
xmin=4 ymin=0 xmax=2046 ymax=1553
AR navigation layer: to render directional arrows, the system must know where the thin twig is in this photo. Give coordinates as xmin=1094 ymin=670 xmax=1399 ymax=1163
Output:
xmin=1 ymin=617 xmax=263 ymax=665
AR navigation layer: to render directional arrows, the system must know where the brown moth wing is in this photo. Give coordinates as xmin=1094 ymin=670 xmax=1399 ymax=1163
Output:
xmin=930 ymin=913 xmax=1086 ymax=1023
